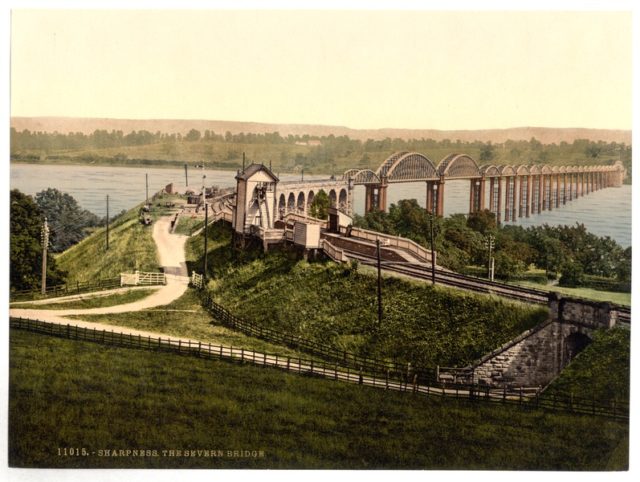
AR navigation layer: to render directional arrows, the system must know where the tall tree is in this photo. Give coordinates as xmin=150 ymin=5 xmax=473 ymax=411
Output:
xmin=309 ymin=190 xmax=330 ymax=219
xmin=35 ymin=188 xmax=101 ymax=252
xmin=10 ymin=189 xmax=66 ymax=291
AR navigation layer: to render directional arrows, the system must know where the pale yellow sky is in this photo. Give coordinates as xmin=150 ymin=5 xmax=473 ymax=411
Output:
xmin=10 ymin=9 xmax=632 ymax=130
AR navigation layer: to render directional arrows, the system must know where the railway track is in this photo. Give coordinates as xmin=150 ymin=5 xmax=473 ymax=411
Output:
xmin=345 ymin=249 xmax=631 ymax=322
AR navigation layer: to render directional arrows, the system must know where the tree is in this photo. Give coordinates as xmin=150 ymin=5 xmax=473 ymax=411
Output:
xmin=35 ymin=188 xmax=101 ymax=252
xmin=185 ymin=129 xmax=201 ymax=142
xmin=10 ymin=189 xmax=66 ymax=291
xmin=466 ymin=209 xmax=497 ymax=234
xmin=309 ymin=189 xmax=330 ymax=219
xmin=559 ymin=260 xmax=585 ymax=287
xmin=479 ymin=142 xmax=495 ymax=161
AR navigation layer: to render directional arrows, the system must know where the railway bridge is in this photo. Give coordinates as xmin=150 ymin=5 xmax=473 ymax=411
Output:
xmin=345 ymin=151 xmax=626 ymax=222
xmin=240 ymin=152 xmax=625 ymax=224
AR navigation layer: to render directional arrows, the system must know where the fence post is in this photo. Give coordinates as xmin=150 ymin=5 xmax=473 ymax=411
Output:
xmin=263 ymin=352 xmax=267 ymax=366
xmin=412 ymin=374 xmax=418 ymax=394
xmin=198 ymin=341 xmax=201 ymax=357
xmin=178 ymin=339 xmax=181 ymax=353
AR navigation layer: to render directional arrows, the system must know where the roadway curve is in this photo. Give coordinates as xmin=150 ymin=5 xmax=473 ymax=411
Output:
xmin=10 ymin=216 xmax=190 ymax=321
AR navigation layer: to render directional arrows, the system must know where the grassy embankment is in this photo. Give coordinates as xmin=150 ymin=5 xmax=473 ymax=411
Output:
xmin=10 ymin=288 xmax=159 ymax=310
xmin=56 ymin=193 xmax=184 ymax=283
xmin=9 ymin=328 xmax=628 ymax=470
xmin=187 ymin=222 xmax=548 ymax=369
xmin=543 ymin=327 xmax=630 ymax=404
xmin=173 ymin=214 xmax=205 ymax=236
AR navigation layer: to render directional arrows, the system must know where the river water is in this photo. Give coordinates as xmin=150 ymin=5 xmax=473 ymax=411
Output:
xmin=11 ymin=163 xmax=632 ymax=248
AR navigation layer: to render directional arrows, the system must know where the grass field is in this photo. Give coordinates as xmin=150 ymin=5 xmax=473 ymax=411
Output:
xmin=9 ymin=328 xmax=628 ymax=470
xmin=10 ymin=288 xmax=158 ymax=310
xmin=510 ymin=280 xmax=631 ymax=306
xmin=68 ymin=289 xmax=318 ymax=359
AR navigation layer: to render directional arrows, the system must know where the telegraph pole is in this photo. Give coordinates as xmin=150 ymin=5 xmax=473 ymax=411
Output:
xmin=203 ymin=203 xmax=208 ymax=286
xmin=429 ymin=214 xmax=436 ymax=285
xmin=184 ymin=163 xmax=189 ymax=187
xmin=106 ymin=195 xmax=110 ymax=250
xmin=41 ymin=218 xmax=49 ymax=295
xmin=145 ymin=173 xmax=149 ymax=205
xmin=485 ymin=234 xmax=495 ymax=281
xmin=376 ymin=238 xmax=383 ymax=326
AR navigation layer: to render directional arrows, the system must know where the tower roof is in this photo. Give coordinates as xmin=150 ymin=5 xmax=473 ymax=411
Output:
xmin=235 ymin=163 xmax=279 ymax=182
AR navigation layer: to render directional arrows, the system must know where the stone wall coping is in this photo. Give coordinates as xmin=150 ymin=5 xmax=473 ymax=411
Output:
xmin=469 ymin=319 xmax=555 ymax=369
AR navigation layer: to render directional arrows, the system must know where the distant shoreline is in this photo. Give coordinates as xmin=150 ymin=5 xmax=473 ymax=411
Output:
xmin=9 ymin=159 xmax=324 ymax=178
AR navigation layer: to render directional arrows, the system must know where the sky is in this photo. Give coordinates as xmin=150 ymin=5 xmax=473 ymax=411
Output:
xmin=9 ymin=7 xmax=632 ymax=131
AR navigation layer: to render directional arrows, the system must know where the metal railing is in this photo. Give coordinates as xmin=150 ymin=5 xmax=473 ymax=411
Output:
xmin=349 ymin=227 xmax=434 ymax=263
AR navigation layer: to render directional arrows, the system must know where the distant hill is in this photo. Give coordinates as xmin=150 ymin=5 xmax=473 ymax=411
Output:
xmin=10 ymin=116 xmax=631 ymax=145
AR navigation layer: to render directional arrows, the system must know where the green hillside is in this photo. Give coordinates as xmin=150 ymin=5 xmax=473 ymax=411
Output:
xmin=55 ymin=198 xmax=165 ymax=283
xmin=9 ymin=328 xmax=628 ymax=470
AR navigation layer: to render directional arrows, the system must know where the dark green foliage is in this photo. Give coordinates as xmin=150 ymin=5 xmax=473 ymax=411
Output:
xmin=35 ymin=188 xmax=101 ymax=252
xmin=466 ymin=209 xmax=497 ymax=234
xmin=544 ymin=328 xmax=629 ymax=405
xmin=354 ymin=201 xmax=629 ymax=289
xmin=10 ymin=189 xmax=66 ymax=291
xmin=308 ymin=189 xmax=330 ymax=219
xmin=9 ymin=329 xmax=628 ymax=469
xmin=559 ymin=261 xmax=585 ymax=287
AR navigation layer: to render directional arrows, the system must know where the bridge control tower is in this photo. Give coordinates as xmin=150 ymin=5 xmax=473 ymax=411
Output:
xmin=232 ymin=163 xmax=279 ymax=243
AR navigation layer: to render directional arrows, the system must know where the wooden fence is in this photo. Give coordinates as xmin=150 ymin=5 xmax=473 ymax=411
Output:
xmin=9 ymin=317 xmax=628 ymax=420
xmin=11 ymin=277 xmax=122 ymax=302
xmin=203 ymin=295 xmax=436 ymax=384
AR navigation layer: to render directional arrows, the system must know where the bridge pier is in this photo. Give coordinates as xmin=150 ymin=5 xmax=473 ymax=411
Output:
xmin=354 ymin=152 xmax=624 ymax=222
xmin=436 ymin=179 xmax=445 ymax=216
xmin=468 ymin=178 xmax=485 ymax=214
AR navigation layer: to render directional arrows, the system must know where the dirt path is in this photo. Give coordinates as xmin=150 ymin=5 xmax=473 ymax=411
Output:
xmin=10 ymin=216 xmax=190 ymax=320
xmin=10 ymin=285 xmax=160 ymax=306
